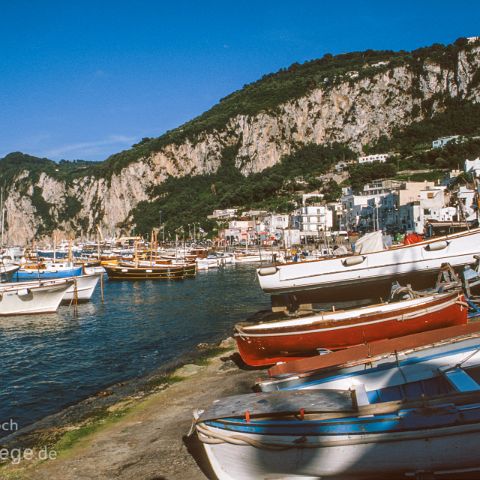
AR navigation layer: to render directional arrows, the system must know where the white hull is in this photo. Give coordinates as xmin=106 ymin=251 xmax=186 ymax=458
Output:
xmin=235 ymin=254 xmax=271 ymax=263
xmin=202 ymin=424 xmax=480 ymax=479
xmin=63 ymin=273 xmax=101 ymax=302
xmin=196 ymin=258 xmax=220 ymax=270
xmin=0 ymin=279 xmax=73 ymax=315
xmin=258 ymin=228 xmax=480 ymax=295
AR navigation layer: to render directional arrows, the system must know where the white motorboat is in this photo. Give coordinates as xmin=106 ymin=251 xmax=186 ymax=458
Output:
xmin=0 ymin=278 xmax=73 ymax=315
xmin=257 ymin=228 xmax=480 ymax=304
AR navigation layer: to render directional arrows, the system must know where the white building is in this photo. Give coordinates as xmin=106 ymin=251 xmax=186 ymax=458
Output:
xmin=432 ymin=135 xmax=460 ymax=149
xmin=357 ymin=153 xmax=389 ymax=164
xmin=208 ymin=208 xmax=238 ymax=220
xmin=398 ymin=203 xmax=423 ymax=233
xmin=299 ymin=205 xmax=333 ymax=235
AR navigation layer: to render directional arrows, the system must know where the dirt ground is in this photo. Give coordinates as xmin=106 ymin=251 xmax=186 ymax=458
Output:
xmin=1 ymin=349 xmax=262 ymax=480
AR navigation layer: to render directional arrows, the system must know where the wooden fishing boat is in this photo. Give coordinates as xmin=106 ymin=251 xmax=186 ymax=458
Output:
xmin=234 ymin=290 xmax=467 ymax=366
xmin=195 ymin=336 xmax=480 ymax=479
xmin=104 ymin=261 xmax=196 ymax=280
xmin=257 ymin=227 xmax=480 ymax=306
xmin=0 ymin=278 xmax=73 ymax=315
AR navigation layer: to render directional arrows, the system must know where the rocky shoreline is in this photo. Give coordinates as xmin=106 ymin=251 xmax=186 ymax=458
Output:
xmin=0 ymin=337 xmax=263 ymax=479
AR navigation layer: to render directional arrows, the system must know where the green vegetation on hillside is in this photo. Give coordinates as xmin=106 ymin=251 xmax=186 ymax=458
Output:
xmin=390 ymin=138 xmax=480 ymax=172
xmin=348 ymin=162 xmax=398 ymax=193
xmin=367 ymin=100 xmax=480 ymax=155
xmin=131 ymin=143 xmax=354 ymax=236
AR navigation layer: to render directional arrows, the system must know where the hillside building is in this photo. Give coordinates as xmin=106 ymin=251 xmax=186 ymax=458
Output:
xmin=432 ymin=135 xmax=460 ymax=148
xmin=357 ymin=153 xmax=389 ymax=164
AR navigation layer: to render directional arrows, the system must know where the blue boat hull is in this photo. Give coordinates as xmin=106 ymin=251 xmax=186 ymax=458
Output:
xmin=14 ymin=266 xmax=83 ymax=281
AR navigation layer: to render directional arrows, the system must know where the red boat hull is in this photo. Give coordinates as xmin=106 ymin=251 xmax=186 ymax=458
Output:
xmin=235 ymin=293 xmax=467 ymax=367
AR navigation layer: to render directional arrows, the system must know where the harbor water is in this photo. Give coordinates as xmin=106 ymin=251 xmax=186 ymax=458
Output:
xmin=0 ymin=265 xmax=269 ymax=436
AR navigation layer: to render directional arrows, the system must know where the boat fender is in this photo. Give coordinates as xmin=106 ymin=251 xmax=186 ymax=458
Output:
xmin=258 ymin=266 xmax=278 ymax=276
xmin=299 ymin=408 xmax=305 ymax=420
xmin=342 ymin=255 xmax=366 ymax=267
xmin=425 ymin=240 xmax=450 ymax=251
xmin=17 ymin=288 xmax=30 ymax=297
xmin=245 ymin=410 xmax=251 ymax=423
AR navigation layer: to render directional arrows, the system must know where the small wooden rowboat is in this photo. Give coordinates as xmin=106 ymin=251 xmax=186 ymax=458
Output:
xmin=234 ymin=290 xmax=467 ymax=366
xmin=104 ymin=261 xmax=196 ymax=280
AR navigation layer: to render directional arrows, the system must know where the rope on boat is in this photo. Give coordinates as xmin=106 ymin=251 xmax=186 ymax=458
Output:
xmin=195 ymin=423 xmax=298 ymax=450
xmin=195 ymin=419 xmax=480 ymax=450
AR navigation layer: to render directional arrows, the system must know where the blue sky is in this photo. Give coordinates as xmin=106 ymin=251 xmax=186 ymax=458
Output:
xmin=1 ymin=0 xmax=479 ymax=161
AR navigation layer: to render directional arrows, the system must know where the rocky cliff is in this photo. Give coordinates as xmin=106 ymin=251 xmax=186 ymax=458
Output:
xmin=3 ymin=40 xmax=480 ymax=244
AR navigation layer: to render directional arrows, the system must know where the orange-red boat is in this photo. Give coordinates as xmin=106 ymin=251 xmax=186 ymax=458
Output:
xmin=234 ymin=291 xmax=467 ymax=367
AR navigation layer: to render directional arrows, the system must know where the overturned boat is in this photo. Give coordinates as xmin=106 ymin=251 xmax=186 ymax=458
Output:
xmin=234 ymin=290 xmax=467 ymax=367
xmin=257 ymin=228 xmax=480 ymax=306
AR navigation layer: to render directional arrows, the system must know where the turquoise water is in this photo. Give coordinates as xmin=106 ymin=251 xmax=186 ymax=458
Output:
xmin=0 ymin=265 xmax=269 ymax=435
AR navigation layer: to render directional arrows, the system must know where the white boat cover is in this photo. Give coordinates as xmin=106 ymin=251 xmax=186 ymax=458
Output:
xmin=355 ymin=231 xmax=384 ymax=254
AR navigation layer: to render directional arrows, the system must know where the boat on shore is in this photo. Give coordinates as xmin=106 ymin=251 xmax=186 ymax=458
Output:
xmin=257 ymin=228 xmax=480 ymax=306
xmin=0 ymin=278 xmax=74 ymax=315
xmin=260 ymin=322 xmax=480 ymax=392
xmin=195 ymin=334 xmax=480 ymax=479
xmin=234 ymin=290 xmax=467 ymax=366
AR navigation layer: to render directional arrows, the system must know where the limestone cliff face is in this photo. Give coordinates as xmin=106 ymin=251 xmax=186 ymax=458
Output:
xmin=4 ymin=44 xmax=480 ymax=244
